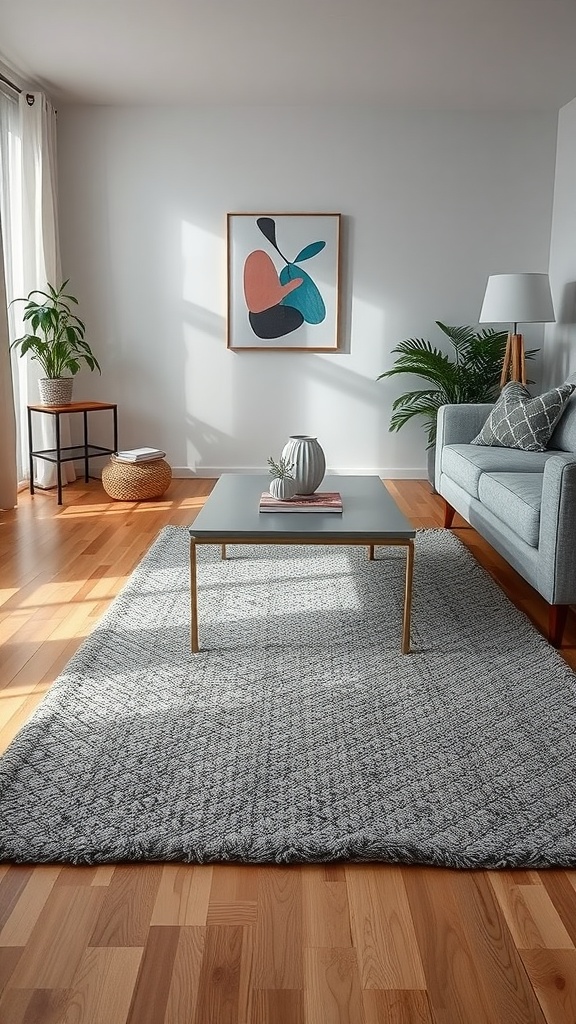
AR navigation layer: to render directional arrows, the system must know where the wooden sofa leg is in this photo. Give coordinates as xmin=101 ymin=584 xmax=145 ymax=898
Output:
xmin=548 ymin=605 xmax=569 ymax=647
xmin=443 ymin=501 xmax=456 ymax=528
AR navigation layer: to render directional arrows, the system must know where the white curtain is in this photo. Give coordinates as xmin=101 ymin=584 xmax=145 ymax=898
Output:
xmin=0 ymin=86 xmax=21 ymax=500
xmin=18 ymin=92 xmax=75 ymax=488
xmin=0 ymin=90 xmax=75 ymax=490
xmin=0 ymin=213 xmax=17 ymax=510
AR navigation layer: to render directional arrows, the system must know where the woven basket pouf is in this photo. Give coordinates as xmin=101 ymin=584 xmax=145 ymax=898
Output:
xmin=102 ymin=456 xmax=172 ymax=501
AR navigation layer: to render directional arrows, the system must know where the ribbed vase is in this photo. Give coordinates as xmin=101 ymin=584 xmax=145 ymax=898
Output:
xmin=281 ymin=436 xmax=326 ymax=494
xmin=269 ymin=477 xmax=297 ymax=500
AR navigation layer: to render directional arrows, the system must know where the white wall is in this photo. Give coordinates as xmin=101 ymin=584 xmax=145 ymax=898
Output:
xmin=57 ymin=106 xmax=557 ymax=476
xmin=544 ymin=96 xmax=576 ymax=389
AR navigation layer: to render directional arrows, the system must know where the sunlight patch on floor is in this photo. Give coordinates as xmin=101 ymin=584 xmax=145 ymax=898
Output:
xmin=0 ymin=609 xmax=33 ymax=642
xmin=0 ymin=685 xmax=44 ymax=701
xmin=132 ymin=501 xmax=175 ymax=512
xmin=60 ymin=505 xmax=135 ymax=517
xmin=54 ymin=493 xmax=207 ymax=517
xmin=19 ymin=582 xmax=88 ymax=608
xmin=14 ymin=577 xmax=127 ymax=610
xmin=176 ymin=497 xmax=206 ymax=509
xmin=88 ymin=577 xmax=127 ymax=600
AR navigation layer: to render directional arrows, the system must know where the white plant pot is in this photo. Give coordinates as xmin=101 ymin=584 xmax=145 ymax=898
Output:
xmin=269 ymin=477 xmax=297 ymax=500
xmin=38 ymin=378 xmax=73 ymax=406
xmin=281 ymin=435 xmax=326 ymax=494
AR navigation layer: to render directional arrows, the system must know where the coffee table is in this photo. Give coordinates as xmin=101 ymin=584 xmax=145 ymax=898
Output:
xmin=188 ymin=474 xmax=416 ymax=653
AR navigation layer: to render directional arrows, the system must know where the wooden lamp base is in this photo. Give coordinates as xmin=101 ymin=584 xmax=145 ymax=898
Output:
xmin=500 ymin=332 xmax=526 ymax=388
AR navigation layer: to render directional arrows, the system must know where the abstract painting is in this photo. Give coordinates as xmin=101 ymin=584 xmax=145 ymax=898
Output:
xmin=227 ymin=213 xmax=341 ymax=350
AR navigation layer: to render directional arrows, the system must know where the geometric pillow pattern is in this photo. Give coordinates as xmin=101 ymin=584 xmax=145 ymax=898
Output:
xmin=472 ymin=381 xmax=576 ymax=452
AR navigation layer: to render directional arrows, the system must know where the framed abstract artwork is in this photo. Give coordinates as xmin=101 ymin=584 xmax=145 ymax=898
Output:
xmin=226 ymin=213 xmax=341 ymax=351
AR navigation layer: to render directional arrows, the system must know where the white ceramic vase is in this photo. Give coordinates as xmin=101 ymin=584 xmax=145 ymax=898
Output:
xmin=269 ymin=476 xmax=297 ymax=500
xmin=281 ymin=435 xmax=326 ymax=494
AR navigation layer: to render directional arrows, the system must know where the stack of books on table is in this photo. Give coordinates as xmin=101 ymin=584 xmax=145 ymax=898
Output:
xmin=259 ymin=492 xmax=343 ymax=513
xmin=115 ymin=447 xmax=166 ymax=463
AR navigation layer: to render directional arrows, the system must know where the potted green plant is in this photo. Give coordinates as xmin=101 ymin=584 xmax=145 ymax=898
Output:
xmin=267 ymin=455 xmax=297 ymax=500
xmin=9 ymin=280 xmax=101 ymax=405
xmin=377 ymin=322 xmax=535 ymax=486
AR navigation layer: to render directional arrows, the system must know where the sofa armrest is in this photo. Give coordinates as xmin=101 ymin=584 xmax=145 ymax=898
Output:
xmin=538 ymin=454 xmax=576 ymax=604
xmin=435 ymin=403 xmax=493 ymax=491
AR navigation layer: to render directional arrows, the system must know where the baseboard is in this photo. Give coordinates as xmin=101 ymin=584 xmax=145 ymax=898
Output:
xmin=171 ymin=466 xmax=427 ymax=479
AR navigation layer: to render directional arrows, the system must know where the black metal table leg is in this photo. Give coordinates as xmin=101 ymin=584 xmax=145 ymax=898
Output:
xmin=83 ymin=409 xmax=89 ymax=482
xmin=55 ymin=413 xmax=63 ymax=505
xmin=113 ymin=406 xmax=118 ymax=453
xmin=27 ymin=407 xmax=35 ymax=495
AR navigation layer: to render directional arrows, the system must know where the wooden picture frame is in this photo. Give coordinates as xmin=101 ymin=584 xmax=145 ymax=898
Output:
xmin=226 ymin=213 xmax=341 ymax=351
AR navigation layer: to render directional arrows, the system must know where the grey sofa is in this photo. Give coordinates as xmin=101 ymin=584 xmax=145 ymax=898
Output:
xmin=435 ymin=391 xmax=576 ymax=646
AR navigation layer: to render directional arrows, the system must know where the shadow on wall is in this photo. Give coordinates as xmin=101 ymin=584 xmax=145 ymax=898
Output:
xmin=547 ymin=281 xmax=576 ymax=385
xmin=183 ymin=413 xmax=231 ymax=470
xmin=179 ymin=215 xmax=394 ymax=472
xmin=181 ymin=295 xmax=392 ymax=471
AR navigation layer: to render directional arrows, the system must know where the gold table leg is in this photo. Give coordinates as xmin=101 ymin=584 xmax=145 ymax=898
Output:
xmin=190 ymin=536 xmax=414 ymax=655
xmin=402 ymin=539 xmax=414 ymax=654
xmin=190 ymin=540 xmax=199 ymax=653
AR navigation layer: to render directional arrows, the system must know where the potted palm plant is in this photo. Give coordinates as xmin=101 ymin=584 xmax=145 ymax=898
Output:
xmin=377 ymin=322 xmax=534 ymax=487
xmin=9 ymin=280 xmax=100 ymax=405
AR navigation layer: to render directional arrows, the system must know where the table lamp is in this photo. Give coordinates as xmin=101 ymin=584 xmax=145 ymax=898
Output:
xmin=479 ymin=273 xmax=555 ymax=387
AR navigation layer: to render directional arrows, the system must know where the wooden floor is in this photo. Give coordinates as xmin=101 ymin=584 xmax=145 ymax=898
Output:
xmin=0 ymin=477 xmax=575 ymax=1024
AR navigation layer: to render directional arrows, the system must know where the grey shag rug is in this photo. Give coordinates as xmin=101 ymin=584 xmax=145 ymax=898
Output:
xmin=1 ymin=526 xmax=575 ymax=868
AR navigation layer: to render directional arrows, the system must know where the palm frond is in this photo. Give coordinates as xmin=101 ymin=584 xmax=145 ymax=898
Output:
xmin=378 ymin=345 xmax=460 ymax=391
xmin=390 ymin=388 xmax=448 ymax=411
xmin=435 ymin=322 xmax=477 ymax=363
xmin=390 ymin=393 xmax=447 ymax=444
xmin=377 ymin=322 xmax=540 ymax=445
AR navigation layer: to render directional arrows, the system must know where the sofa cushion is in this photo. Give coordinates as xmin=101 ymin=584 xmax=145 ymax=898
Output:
xmin=548 ymin=390 xmax=576 ymax=452
xmin=441 ymin=444 xmax=554 ymax=499
xmin=477 ymin=472 xmax=543 ymax=548
xmin=471 ymin=381 xmax=575 ymax=451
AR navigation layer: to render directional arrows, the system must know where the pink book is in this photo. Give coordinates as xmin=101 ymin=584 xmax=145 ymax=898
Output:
xmin=259 ymin=491 xmax=343 ymax=513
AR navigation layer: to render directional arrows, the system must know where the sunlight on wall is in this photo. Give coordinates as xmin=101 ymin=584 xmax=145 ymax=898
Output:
xmin=305 ymin=291 xmax=389 ymax=469
xmin=178 ymin=222 xmax=394 ymax=471
xmin=181 ymin=220 xmax=232 ymax=465
xmin=181 ymin=220 xmax=223 ymax=316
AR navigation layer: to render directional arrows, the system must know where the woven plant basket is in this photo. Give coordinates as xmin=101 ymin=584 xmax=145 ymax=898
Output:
xmin=38 ymin=378 xmax=73 ymax=406
xmin=102 ymin=456 xmax=172 ymax=501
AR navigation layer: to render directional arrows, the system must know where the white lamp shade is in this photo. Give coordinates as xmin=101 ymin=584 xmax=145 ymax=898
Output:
xmin=479 ymin=273 xmax=555 ymax=325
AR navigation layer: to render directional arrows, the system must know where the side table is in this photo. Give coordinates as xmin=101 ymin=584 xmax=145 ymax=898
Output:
xmin=27 ymin=401 xmax=118 ymax=505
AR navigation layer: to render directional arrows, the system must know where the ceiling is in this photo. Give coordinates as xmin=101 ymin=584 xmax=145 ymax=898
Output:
xmin=1 ymin=0 xmax=576 ymax=110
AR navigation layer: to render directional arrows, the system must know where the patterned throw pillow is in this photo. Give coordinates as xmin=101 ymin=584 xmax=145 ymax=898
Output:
xmin=471 ymin=381 xmax=576 ymax=451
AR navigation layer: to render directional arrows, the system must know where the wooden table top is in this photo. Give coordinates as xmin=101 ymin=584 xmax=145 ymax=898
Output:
xmin=27 ymin=400 xmax=117 ymax=413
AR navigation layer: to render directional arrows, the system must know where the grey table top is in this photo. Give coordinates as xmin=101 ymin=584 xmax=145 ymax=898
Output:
xmin=189 ymin=475 xmax=415 ymax=542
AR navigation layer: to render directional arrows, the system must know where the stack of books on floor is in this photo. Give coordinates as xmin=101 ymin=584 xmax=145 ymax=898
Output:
xmin=259 ymin=492 xmax=343 ymax=513
xmin=115 ymin=447 xmax=166 ymax=463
